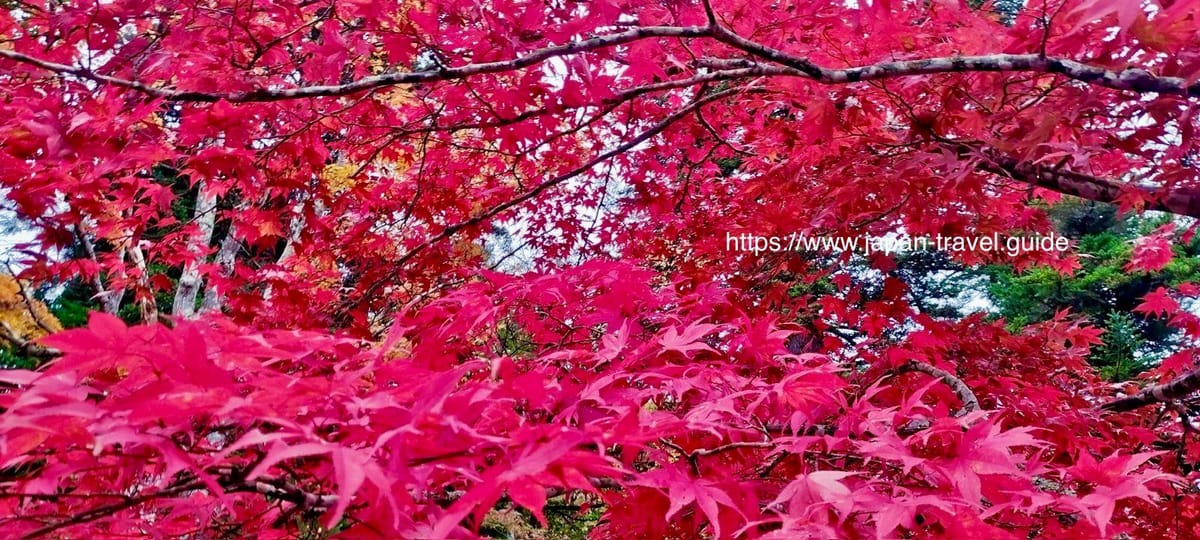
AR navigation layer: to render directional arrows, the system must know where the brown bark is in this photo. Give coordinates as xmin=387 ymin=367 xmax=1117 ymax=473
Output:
xmin=1103 ymin=370 xmax=1200 ymax=413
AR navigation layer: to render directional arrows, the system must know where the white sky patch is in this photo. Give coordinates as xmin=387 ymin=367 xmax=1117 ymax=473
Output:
xmin=0 ymin=190 xmax=37 ymax=269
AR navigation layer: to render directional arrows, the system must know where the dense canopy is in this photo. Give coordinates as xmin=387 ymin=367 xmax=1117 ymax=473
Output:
xmin=4 ymin=0 xmax=1200 ymax=537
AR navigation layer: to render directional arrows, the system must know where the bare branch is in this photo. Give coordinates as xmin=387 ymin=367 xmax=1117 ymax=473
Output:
xmin=226 ymin=475 xmax=339 ymax=509
xmin=699 ymin=0 xmax=719 ymax=25
xmin=691 ymin=440 xmax=775 ymax=458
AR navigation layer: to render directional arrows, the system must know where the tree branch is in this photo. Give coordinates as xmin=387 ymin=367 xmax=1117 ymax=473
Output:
xmin=948 ymin=140 xmax=1200 ymax=218
xmin=126 ymin=242 xmax=157 ymax=323
xmin=18 ymin=477 xmax=206 ymax=539
xmin=0 ymin=321 xmax=60 ymax=359
xmin=225 ymin=474 xmax=339 ymax=509
xmin=396 ymin=87 xmax=759 ymax=261
xmin=14 ymin=468 xmax=339 ymax=539
xmin=1103 ymin=369 xmax=1200 ymax=413
xmin=896 ymin=360 xmax=980 ymax=415
xmin=0 ymin=26 xmax=710 ymax=102
xmin=346 ymin=85 xmax=769 ymax=313
xmin=1 ymin=263 xmax=58 ymax=335
xmin=712 ymin=25 xmax=1197 ymax=97
xmin=4 ymin=23 xmax=1198 ymax=103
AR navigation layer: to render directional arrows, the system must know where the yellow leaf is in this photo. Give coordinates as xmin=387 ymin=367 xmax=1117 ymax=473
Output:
xmin=321 ymin=163 xmax=359 ymax=195
xmin=0 ymin=274 xmax=62 ymax=342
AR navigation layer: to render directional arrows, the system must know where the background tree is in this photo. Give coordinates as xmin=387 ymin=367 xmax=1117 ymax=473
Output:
xmin=0 ymin=273 xmax=61 ymax=368
xmin=875 ymin=197 xmax=1200 ymax=381
xmin=985 ymin=199 xmax=1200 ymax=379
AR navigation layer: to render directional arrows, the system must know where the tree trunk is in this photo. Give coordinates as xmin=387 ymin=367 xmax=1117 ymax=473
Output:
xmin=172 ymin=182 xmax=217 ymax=318
xmin=199 ymin=227 xmax=241 ymax=314
xmin=75 ymin=226 xmax=122 ymax=315
xmin=127 ymin=243 xmax=157 ymax=322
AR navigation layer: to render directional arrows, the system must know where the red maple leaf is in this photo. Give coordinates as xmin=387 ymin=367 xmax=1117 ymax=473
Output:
xmin=658 ymin=320 xmax=721 ymax=357
xmin=1134 ymin=287 xmax=1180 ymax=318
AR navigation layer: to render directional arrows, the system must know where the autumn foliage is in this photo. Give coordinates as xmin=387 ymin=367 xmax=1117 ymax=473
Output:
xmin=3 ymin=0 xmax=1200 ymax=538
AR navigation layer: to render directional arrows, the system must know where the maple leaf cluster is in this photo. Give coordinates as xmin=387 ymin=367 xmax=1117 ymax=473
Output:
xmin=0 ymin=268 xmax=1180 ymax=538
xmin=1 ymin=0 xmax=1200 ymax=538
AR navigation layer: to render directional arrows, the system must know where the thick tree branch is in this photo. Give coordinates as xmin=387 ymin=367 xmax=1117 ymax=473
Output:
xmin=1103 ymin=369 xmax=1200 ymax=413
xmin=225 ymin=474 xmax=339 ymax=509
xmin=0 ymin=26 xmax=709 ymax=102
xmin=126 ymin=243 xmax=157 ymax=323
xmin=713 ymin=29 xmax=1196 ymax=96
xmin=949 ymin=141 xmax=1200 ymax=218
xmin=3 ymin=23 xmax=1198 ymax=103
xmin=896 ymin=360 xmax=981 ymax=416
